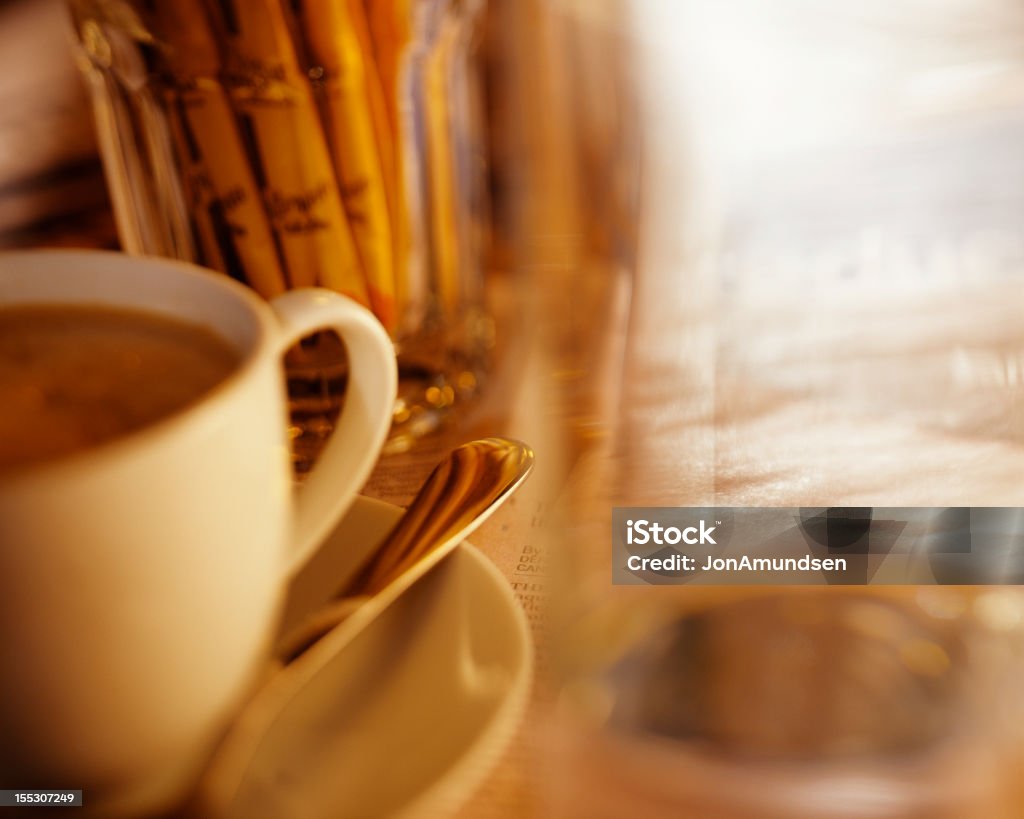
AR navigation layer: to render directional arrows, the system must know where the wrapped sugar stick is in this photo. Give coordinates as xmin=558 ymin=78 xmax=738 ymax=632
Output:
xmin=444 ymin=0 xmax=487 ymax=311
xmin=388 ymin=0 xmax=449 ymax=334
xmin=422 ymin=1 xmax=462 ymax=312
xmin=358 ymin=0 xmax=408 ymax=224
xmin=70 ymin=1 xmax=196 ymax=260
xmin=348 ymin=0 xmax=403 ymax=327
xmin=364 ymin=0 xmax=413 ymax=139
xmin=166 ymin=107 xmax=229 ymax=276
xmin=364 ymin=0 xmax=414 ymax=325
xmin=348 ymin=0 xmax=401 ymax=249
xmin=201 ymin=0 xmax=369 ymax=305
xmin=139 ymin=0 xmax=288 ymax=299
xmin=293 ymin=0 xmax=396 ymax=330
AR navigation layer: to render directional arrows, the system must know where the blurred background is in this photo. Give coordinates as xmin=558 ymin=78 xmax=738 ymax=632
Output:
xmin=4 ymin=0 xmax=1024 ymax=816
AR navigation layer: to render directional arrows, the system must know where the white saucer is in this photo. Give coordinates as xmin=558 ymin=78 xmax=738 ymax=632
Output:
xmin=195 ymin=496 xmax=532 ymax=818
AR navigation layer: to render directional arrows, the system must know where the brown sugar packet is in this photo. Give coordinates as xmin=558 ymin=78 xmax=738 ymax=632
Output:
xmin=138 ymin=0 xmax=288 ymax=298
xmin=293 ymin=0 xmax=397 ymax=330
xmin=201 ymin=0 xmax=369 ymax=304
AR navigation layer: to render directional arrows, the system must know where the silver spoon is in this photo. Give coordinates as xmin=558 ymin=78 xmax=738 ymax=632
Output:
xmin=274 ymin=437 xmax=534 ymax=662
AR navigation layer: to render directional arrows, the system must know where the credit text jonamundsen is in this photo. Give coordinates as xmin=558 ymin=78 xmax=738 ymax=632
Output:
xmin=623 ymin=519 xmax=848 ymax=573
xmin=625 ymin=553 xmax=848 ymax=572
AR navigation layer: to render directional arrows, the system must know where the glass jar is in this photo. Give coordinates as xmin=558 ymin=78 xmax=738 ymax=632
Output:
xmin=67 ymin=0 xmax=492 ymax=465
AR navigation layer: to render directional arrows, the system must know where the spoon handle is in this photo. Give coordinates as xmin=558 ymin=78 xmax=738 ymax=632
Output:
xmin=275 ymin=437 xmax=534 ymax=662
xmin=348 ymin=438 xmax=534 ymax=595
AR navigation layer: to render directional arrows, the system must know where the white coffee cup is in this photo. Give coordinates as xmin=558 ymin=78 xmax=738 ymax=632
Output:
xmin=0 ymin=250 xmax=397 ymax=816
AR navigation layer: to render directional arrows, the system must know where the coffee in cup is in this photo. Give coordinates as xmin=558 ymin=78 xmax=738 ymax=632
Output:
xmin=0 ymin=305 xmax=241 ymax=472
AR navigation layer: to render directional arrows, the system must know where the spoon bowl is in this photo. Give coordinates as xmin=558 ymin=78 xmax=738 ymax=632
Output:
xmin=276 ymin=437 xmax=534 ymax=661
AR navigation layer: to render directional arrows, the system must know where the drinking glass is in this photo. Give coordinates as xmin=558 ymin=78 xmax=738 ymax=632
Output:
xmin=549 ymin=587 xmax=1024 ymax=817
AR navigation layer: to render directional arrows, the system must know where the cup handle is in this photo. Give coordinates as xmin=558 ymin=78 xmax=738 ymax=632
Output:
xmin=268 ymin=289 xmax=397 ymax=577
